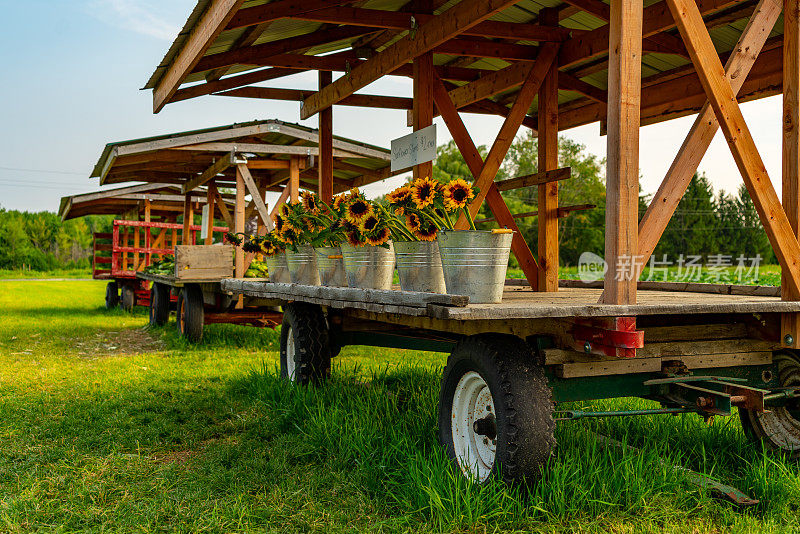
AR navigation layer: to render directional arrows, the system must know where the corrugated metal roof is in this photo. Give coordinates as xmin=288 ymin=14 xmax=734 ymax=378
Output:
xmin=145 ymin=1 xmax=779 ymax=128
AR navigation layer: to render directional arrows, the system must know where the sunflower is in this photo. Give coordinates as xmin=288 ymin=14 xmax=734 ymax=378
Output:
xmin=365 ymin=226 xmax=391 ymax=246
xmin=413 ymin=223 xmax=438 ymax=242
xmin=345 ymin=229 xmax=362 ymax=247
xmin=359 ymin=213 xmax=380 ymax=234
xmin=301 ymin=191 xmax=319 ymax=213
xmin=272 ymin=213 xmax=286 ymax=235
xmin=260 ymin=240 xmax=277 ymax=256
xmin=345 ymin=197 xmax=373 ymax=225
xmin=242 ymin=236 xmax=261 ymax=253
xmin=280 ymin=203 xmax=291 ymax=216
xmin=411 ymin=177 xmax=438 ymax=209
xmin=280 ymin=226 xmax=298 ymax=245
xmin=405 ymin=212 xmax=422 ymax=231
xmin=386 ymin=185 xmax=412 ymax=205
xmin=332 ymin=193 xmax=348 ymax=211
xmin=442 ymin=178 xmax=475 ymax=210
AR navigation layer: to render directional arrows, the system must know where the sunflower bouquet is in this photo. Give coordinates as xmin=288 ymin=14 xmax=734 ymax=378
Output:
xmin=339 ymin=188 xmax=392 ymax=248
xmin=383 ymin=176 xmax=479 ymax=241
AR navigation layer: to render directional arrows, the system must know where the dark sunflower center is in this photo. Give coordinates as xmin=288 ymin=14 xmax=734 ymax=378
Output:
xmin=363 ymin=217 xmax=378 ymax=231
xmin=452 ymin=188 xmax=468 ymax=202
xmin=350 ymin=201 xmax=368 ymax=215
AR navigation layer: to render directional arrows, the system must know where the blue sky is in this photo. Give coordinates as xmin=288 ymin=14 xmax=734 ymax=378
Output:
xmin=0 ymin=0 xmax=786 ymax=213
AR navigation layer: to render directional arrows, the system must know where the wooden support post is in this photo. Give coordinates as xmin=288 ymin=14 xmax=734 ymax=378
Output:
xmin=538 ymin=8 xmax=559 ymax=292
xmin=601 ymin=0 xmax=642 ymax=305
xmin=235 ymin=166 xmax=246 ymax=308
xmin=413 ymin=51 xmax=435 ymax=179
xmin=783 ymin=0 xmax=800 ymax=347
xmin=182 ymin=193 xmax=193 ymax=245
xmin=318 ymin=70 xmax=334 ymax=202
xmin=133 ymin=223 xmax=140 ymax=271
xmin=144 ymin=199 xmax=152 ymax=267
xmin=205 ymin=182 xmax=216 ymax=245
xmin=290 ymin=156 xmax=301 ymax=202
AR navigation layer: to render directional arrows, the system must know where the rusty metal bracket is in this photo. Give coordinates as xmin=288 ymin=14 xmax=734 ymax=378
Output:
xmin=570 ymin=316 xmax=644 ymax=358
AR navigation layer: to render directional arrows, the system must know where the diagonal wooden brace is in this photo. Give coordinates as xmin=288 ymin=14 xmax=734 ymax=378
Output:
xmin=667 ymin=0 xmax=800 ymax=297
xmin=431 ymin=74 xmax=540 ymax=290
xmin=637 ymin=0 xmax=782 ymax=269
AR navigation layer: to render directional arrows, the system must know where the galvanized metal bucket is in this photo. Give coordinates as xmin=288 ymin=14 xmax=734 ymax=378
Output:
xmin=340 ymin=242 xmax=396 ymax=290
xmin=438 ymin=230 xmax=513 ymax=303
xmin=394 ymin=240 xmax=446 ymax=294
xmin=265 ymin=252 xmax=291 ymax=284
xmin=315 ymin=246 xmax=347 ymax=287
xmin=285 ymin=245 xmax=321 ymax=285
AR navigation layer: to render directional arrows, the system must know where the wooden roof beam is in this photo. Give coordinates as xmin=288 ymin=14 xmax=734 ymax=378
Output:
xmin=227 ymin=0 xmax=357 ymax=30
xmin=182 ymin=156 xmax=233 ymax=193
xmin=218 ymin=86 xmax=413 ymax=110
xmin=153 ymin=0 xmax=245 ymax=112
xmin=285 ymin=7 xmax=578 ymax=41
xmin=300 ymin=0 xmax=522 ymax=119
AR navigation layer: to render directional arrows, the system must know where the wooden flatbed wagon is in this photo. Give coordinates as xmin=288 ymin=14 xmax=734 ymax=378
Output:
xmin=60 ymin=184 xmax=229 ymax=311
xmin=89 ymin=120 xmax=393 ymax=341
xmin=144 ymin=0 xmax=800 ymax=484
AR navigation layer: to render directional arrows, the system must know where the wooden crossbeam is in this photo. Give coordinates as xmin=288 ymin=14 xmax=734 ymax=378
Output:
xmin=300 ymin=0 xmax=521 ymax=119
xmin=432 ymin=74 xmax=540 ymax=290
xmin=475 ymin=204 xmax=595 ymax=224
xmin=182 ymin=156 xmax=232 ymax=194
xmin=246 ymin=160 xmax=291 ymax=170
xmin=269 ymin=187 xmax=291 ymax=218
xmin=218 ymin=86 xmax=412 ymax=110
xmin=496 ymin=168 xmax=572 ymax=191
xmin=637 ymin=0 xmax=781 ymax=269
xmin=153 ymin=0 xmax=245 ymax=112
xmin=447 ymin=62 xmax=534 ymax=111
xmin=227 ymin=0 xmax=356 ymax=29
xmin=559 ymin=72 xmax=607 ymax=102
xmin=667 ymin=0 xmax=800 ymax=296
xmin=193 ymin=26 xmax=374 ymax=74
xmin=460 ymin=44 xmax=559 ymax=223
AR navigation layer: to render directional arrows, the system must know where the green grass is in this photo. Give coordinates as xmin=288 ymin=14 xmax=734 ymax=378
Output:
xmin=1 ymin=281 xmax=800 ymax=532
xmin=0 ymin=268 xmax=92 ymax=279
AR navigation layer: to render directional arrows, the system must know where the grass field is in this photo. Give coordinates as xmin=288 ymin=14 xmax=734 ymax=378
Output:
xmin=1 ymin=281 xmax=799 ymax=533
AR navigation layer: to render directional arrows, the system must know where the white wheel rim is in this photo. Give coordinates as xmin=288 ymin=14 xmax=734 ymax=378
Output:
xmin=451 ymin=371 xmax=496 ymax=482
xmin=285 ymin=326 xmax=297 ymax=381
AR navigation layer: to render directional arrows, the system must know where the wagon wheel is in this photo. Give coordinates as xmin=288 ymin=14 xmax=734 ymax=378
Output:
xmin=105 ymin=281 xmax=119 ymax=309
xmin=177 ymin=284 xmax=204 ymax=343
xmin=739 ymin=351 xmax=800 ymax=458
xmin=120 ymin=285 xmax=135 ymax=313
xmin=438 ymin=334 xmax=555 ymax=485
xmin=280 ymin=303 xmax=332 ymax=385
xmin=149 ymin=283 xmax=170 ymax=327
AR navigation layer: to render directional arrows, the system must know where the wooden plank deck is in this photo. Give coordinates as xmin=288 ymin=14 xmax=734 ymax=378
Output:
xmin=429 ymin=287 xmax=800 ymax=320
xmin=136 ymin=272 xmax=230 ymax=287
xmin=223 ymin=279 xmax=800 ymax=320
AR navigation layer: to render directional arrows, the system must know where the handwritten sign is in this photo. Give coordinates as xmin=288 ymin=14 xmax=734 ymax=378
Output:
xmin=391 ymin=124 xmax=437 ymax=172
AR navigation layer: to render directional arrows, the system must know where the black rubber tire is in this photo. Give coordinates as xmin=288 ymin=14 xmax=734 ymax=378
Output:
xmin=739 ymin=351 xmax=800 ymax=458
xmin=438 ymin=334 xmax=555 ymax=486
xmin=280 ymin=303 xmax=332 ymax=385
xmin=105 ymin=282 xmax=119 ymax=309
xmin=120 ymin=285 xmax=135 ymax=313
xmin=149 ymin=283 xmax=170 ymax=327
xmin=177 ymin=284 xmax=204 ymax=343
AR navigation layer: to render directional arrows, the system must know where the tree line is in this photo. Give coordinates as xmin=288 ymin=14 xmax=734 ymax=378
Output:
xmin=434 ymin=131 xmax=774 ymax=267
xmin=0 ymin=132 xmax=775 ymax=271
xmin=0 ymin=210 xmax=112 ymax=270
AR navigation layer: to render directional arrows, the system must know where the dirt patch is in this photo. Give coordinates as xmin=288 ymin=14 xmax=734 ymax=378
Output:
xmin=72 ymin=328 xmax=165 ymax=358
xmin=152 ymin=449 xmax=194 ymax=465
